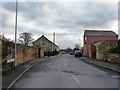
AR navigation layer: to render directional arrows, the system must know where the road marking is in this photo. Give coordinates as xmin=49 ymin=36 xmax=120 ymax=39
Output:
xmin=72 ymin=76 xmax=81 ymax=85
xmin=64 ymin=59 xmax=82 ymax=87
xmin=64 ymin=59 xmax=68 ymax=70
xmin=111 ymin=75 xmax=118 ymax=78
xmin=100 ymin=71 xmax=106 ymax=73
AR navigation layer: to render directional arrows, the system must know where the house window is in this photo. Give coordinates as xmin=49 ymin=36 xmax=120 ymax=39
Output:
xmin=85 ymin=36 xmax=87 ymax=41
xmin=84 ymin=36 xmax=87 ymax=44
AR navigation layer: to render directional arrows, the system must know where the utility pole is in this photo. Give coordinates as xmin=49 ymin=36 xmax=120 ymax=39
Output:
xmin=79 ymin=39 xmax=81 ymax=49
xmin=14 ymin=0 xmax=18 ymax=67
xmin=53 ymin=32 xmax=55 ymax=51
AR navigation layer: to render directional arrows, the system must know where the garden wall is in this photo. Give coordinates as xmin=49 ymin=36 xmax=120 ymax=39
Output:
xmin=2 ymin=42 xmax=42 ymax=71
xmin=103 ymin=53 xmax=120 ymax=64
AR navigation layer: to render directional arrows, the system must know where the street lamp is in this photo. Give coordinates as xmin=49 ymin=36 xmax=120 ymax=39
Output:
xmin=14 ymin=0 xmax=18 ymax=67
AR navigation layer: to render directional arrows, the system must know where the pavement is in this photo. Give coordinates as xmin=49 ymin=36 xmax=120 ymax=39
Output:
xmin=2 ymin=54 xmax=120 ymax=89
xmin=2 ymin=56 xmax=51 ymax=89
xmin=80 ymin=57 xmax=120 ymax=73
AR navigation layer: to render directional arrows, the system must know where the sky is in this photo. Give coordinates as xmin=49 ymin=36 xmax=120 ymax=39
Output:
xmin=1 ymin=0 xmax=119 ymax=49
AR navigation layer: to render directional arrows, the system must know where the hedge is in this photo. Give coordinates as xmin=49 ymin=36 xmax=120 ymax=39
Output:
xmin=109 ymin=46 xmax=120 ymax=54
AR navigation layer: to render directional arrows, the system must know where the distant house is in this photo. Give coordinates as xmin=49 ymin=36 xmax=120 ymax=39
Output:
xmin=83 ymin=30 xmax=118 ymax=57
xmin=33 ymin=35 xmax=59 ymax=56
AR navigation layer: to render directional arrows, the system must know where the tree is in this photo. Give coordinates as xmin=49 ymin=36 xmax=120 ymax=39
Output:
xmin=109 ymin=46 xmax=120 ymax=54
xmin=2 ymin=34 xmax=13 ymax=61
xmin=74 ymin=44 xmax=80 ymax=52
xmin=66 ymin=47 xmax=73 ymax=53
xmin=118 ymin=39 xmax=120 ymax=46
xmin=75 ymin=44 xmax=80 ymax=49
xmin=18 ymin=32 xmax=33 ymax=46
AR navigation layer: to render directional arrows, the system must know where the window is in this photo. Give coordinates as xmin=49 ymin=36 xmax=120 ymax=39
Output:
xmin=85 ymin=36 xmax=87 ymax=41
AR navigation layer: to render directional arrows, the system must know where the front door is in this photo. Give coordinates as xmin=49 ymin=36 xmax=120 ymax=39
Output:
xmin=38 ymin=48 xmax=41 ymax=58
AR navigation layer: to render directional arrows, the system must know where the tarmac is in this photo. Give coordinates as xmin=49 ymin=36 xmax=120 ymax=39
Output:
xmin=2 ymin=57 xmax=50 ymax=89
xmin=2 ymin=55 xmax=120 ymax=89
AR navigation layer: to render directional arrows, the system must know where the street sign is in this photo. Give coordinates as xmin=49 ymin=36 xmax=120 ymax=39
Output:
xmin=7 ymin=58 xmax=14 ymax=63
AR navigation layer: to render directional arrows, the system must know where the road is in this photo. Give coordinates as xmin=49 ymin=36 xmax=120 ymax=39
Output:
xmin=12 ymin=54 xmax=119 ymax=88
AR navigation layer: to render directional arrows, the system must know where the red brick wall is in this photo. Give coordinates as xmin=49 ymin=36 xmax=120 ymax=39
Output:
xmin=83 ymin=35 xmax=118 ymax=56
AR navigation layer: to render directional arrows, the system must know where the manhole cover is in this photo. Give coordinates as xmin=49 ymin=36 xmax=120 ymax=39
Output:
xmin=62 ymin=70 xmax=74 ymax=73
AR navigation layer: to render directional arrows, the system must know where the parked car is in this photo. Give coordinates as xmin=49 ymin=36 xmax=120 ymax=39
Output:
xmin=74 ymin=51 xmax=82 ymax=57
xmin=69 ymin=52 xmax=74 ymax=55
xmin=60 ymin=51 xmax=66 ymax=54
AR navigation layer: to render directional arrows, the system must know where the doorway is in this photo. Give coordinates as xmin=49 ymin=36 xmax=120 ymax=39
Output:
xmin=91 ymin=45 xmax=96 ymax=59
xmin=38 ymin=48 xmax=41 ymax=58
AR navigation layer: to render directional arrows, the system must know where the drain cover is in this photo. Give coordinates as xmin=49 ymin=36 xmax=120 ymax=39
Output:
xmin=62 ymin=70 xmax=75 ymax=74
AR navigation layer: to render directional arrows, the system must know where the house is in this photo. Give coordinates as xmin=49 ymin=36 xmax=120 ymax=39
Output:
xmin=33 ymin=35 xmax=59 ymax=56
xmin=83 ymin=30 xmax=118 ymax=57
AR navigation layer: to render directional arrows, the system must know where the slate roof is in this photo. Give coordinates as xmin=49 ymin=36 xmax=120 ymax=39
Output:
xmin=33 ymin=35 xmax=59 ymax=47
xmin=84 ymin=30 xmax=118 ymax=36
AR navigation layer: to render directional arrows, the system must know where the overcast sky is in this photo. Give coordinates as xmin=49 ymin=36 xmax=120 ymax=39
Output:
xmin=1 ymin=0 xmax=119 ymax=49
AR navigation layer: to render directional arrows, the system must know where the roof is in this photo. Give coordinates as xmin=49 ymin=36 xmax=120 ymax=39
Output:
xmin=33 ymin=35 xmax=59 ymax=47
xmin=84 ymin=30 xmax=118 ymax=36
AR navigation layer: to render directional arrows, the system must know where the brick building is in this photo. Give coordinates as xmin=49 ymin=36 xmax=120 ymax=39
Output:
xmin=83 ymin=30 xmax=118 ymax=57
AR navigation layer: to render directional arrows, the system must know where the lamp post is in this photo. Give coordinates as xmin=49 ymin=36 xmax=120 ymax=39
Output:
xmin=14 ymin=0 xmax=18 ymax=67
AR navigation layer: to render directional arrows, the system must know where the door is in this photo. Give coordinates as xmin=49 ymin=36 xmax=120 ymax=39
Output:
xmin=38 ymin=48 xmax=41 ymax=58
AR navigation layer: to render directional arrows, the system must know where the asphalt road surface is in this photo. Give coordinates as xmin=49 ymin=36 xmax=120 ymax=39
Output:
xmin=12 ymin=54 xmax=119 ymax=88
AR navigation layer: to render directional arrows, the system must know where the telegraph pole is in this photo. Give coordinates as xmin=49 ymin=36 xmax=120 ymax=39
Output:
xmin=14 ymin=0 xmax=18 ymax=67
xmin=53 ymin=32 xmax=55 ymax=51
xmin=52 ymin=32 xmax=55 ymax=51
xmin=79 ymin=39 xmax=81 ymax=49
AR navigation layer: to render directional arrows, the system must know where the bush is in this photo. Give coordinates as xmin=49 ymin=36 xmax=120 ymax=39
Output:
xmin=109 ymin=46 xmax=120 ymax=54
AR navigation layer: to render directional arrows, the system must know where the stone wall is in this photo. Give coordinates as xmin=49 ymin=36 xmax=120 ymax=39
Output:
xmin=103 ymin=53 xmax=120 ymax=64
xmin=90 ymin=40 xmax=120 ymax=63
xmin=16 ymin=45 xmax=39 ymax=65
xmin=94 ymin=40 xmax=118 ymax=60
xmin=2 ymin=42 xmax=43 ymax=71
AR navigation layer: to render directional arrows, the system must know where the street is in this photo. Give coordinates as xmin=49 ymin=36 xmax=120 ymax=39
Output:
xmin=12 ymin=54 xmax=119 ymax=88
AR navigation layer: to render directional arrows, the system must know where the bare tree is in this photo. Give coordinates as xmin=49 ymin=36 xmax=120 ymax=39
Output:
xmin=73 ymin=44 xmax=80 ymax=52
xmin=75 ymin=44 xmax=80 ymax=49
xmin=18 ymin=32 xmax=33 ymax=46
xmin=66 ymin=47 xmax=73 ymax=53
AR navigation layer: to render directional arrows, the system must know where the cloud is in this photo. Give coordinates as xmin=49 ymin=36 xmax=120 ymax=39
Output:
xmin=1 ymin=1 xmax=118 ymax=48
